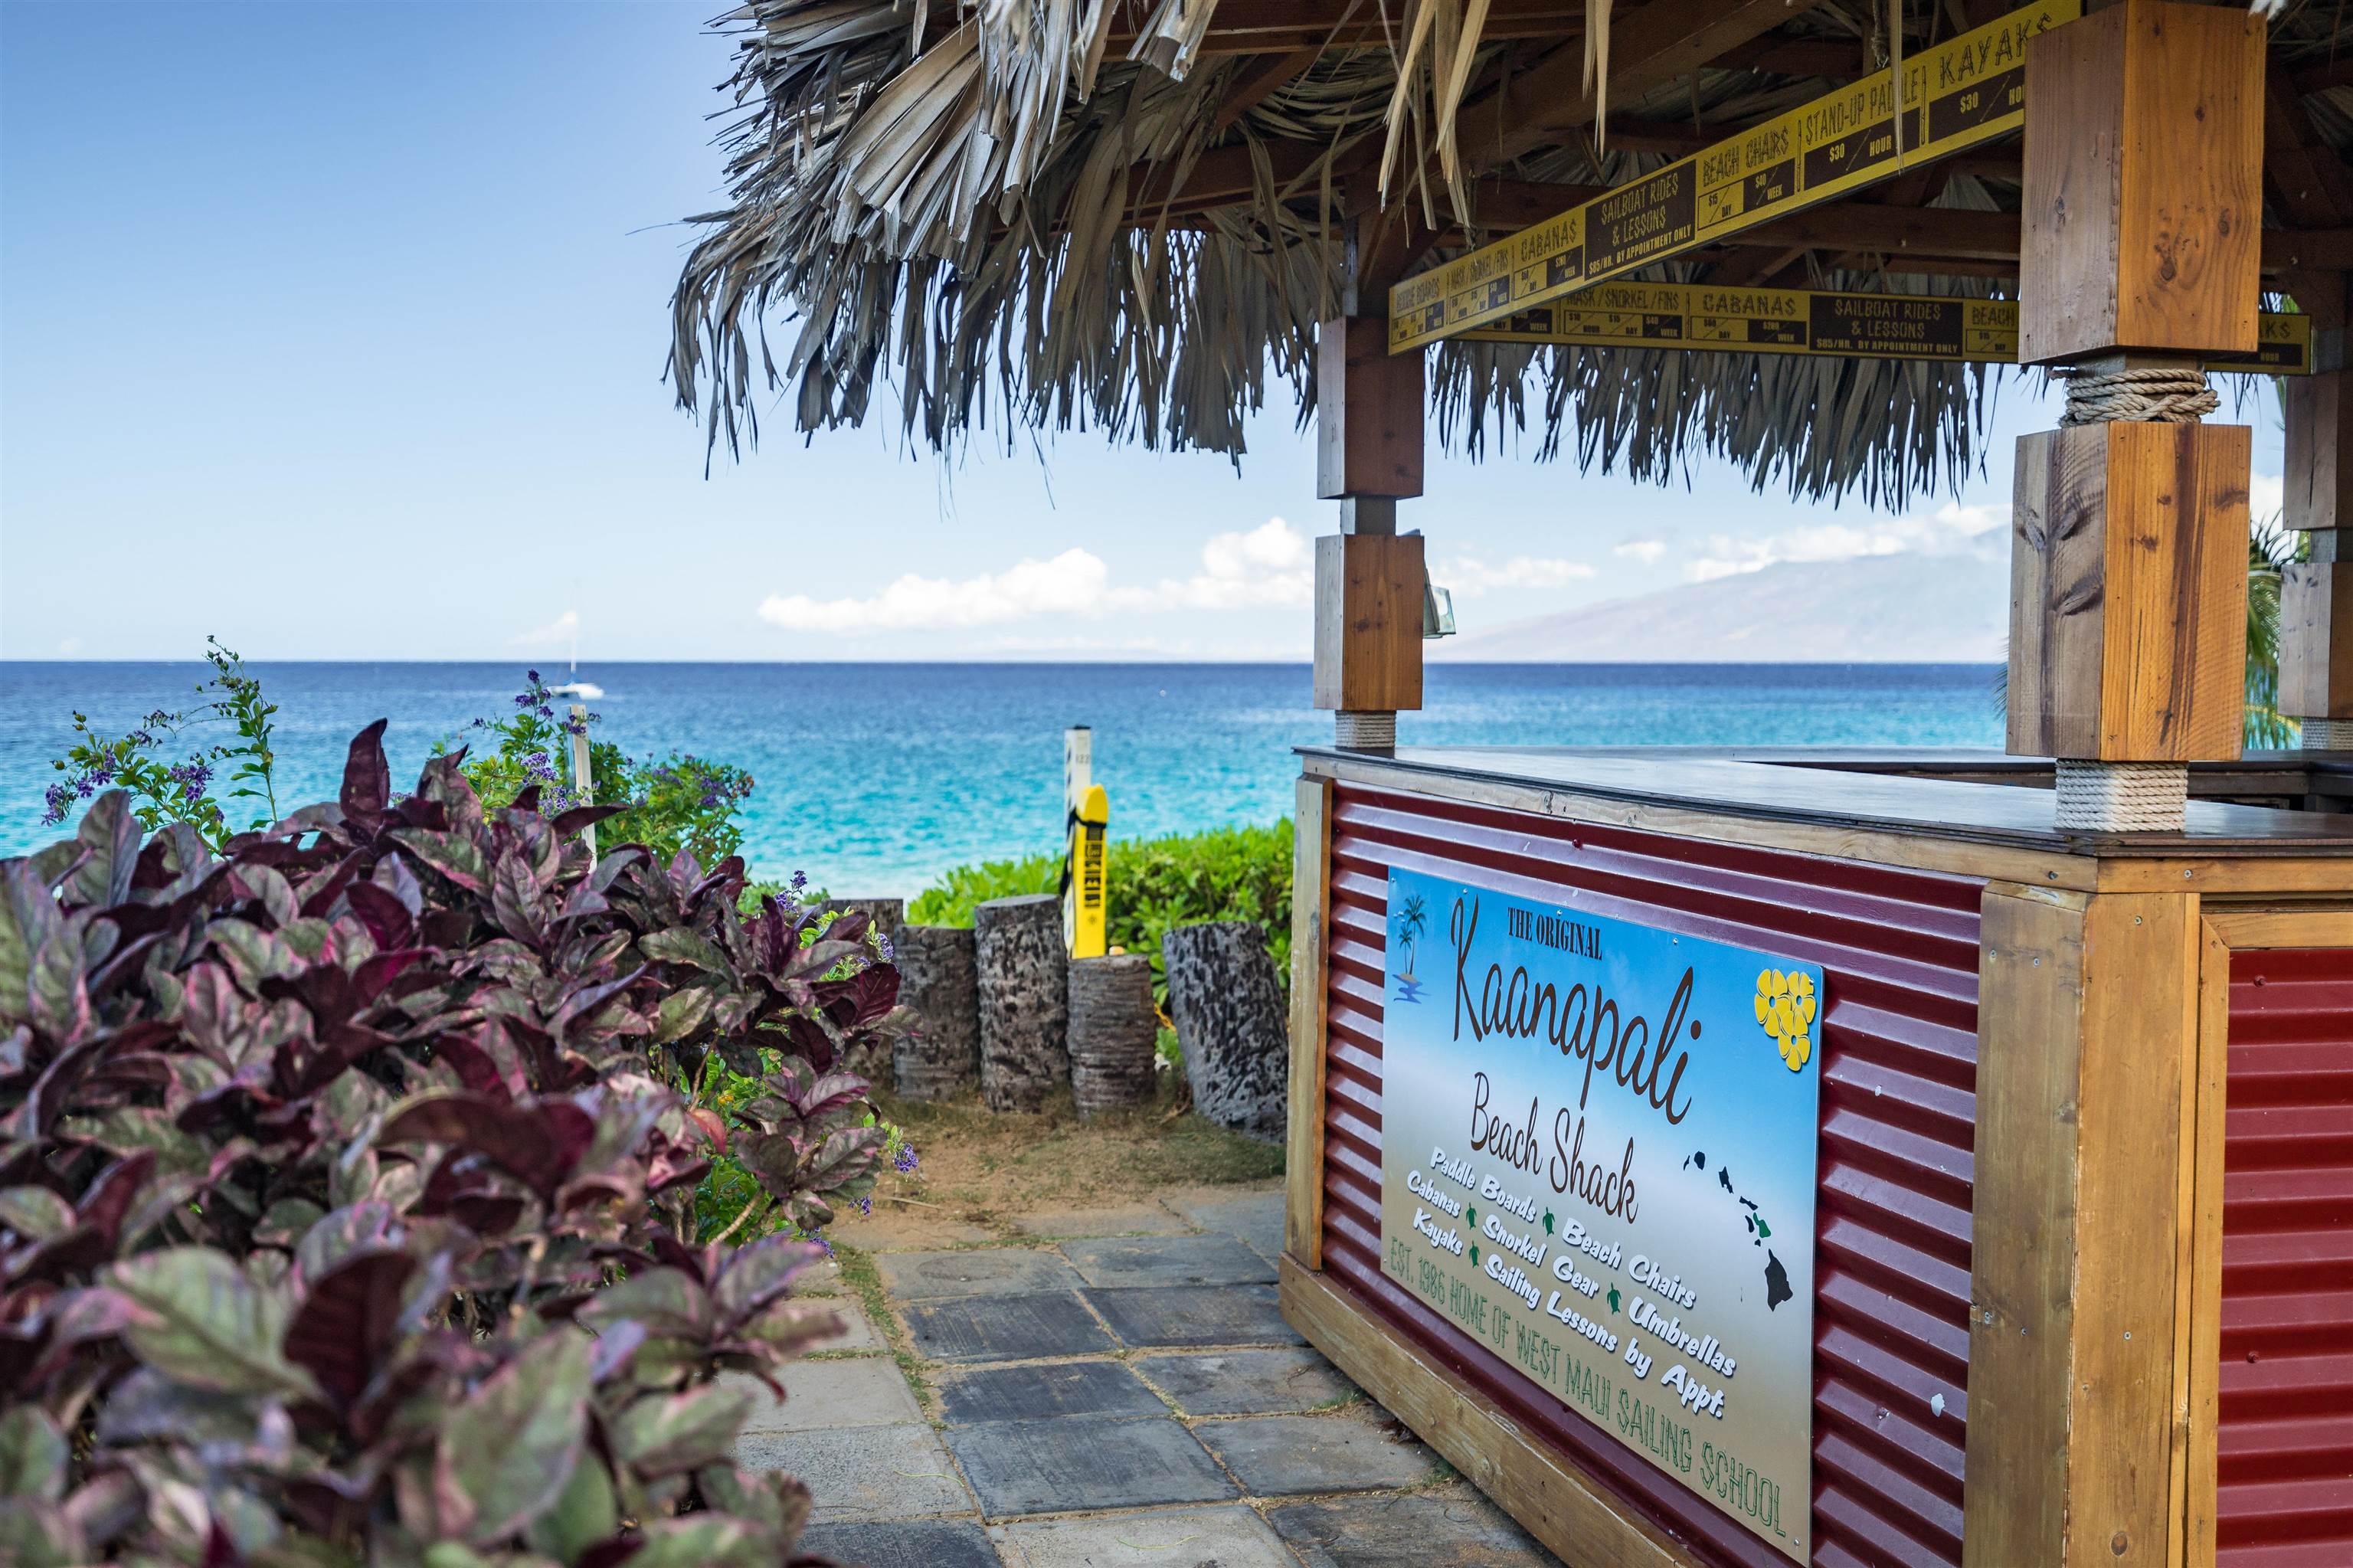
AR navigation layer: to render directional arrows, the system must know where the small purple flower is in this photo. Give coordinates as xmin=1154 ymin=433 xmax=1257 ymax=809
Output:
xmin=875 ymin=932 xmax=895 ymax=963
xmin=41 ymin=782 xmax=74 ymax=825
xmin=858 ymin=1195 xmax=873 ymax=1216
xmin=893 ymin=1145 xmax=921 ymax=1176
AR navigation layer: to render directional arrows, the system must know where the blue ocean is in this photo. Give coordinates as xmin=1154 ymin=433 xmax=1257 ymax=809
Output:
xmin=0 ymin=663 xmax=2002 ymax=895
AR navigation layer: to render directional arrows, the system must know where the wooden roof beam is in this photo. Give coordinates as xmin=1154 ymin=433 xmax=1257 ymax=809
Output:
xmin=1108 ymin=0 xmax=1586 ymax=57
xmin=2265 ymin=67 xmax=2353 ymax=230
xmin=1454 ymin=0 xmax=1833 ymax=175
xmin=1705 ymin=203 xmax=2353 ymax=273
xmin=1210 ymin=47 xmax=1324 ymax=133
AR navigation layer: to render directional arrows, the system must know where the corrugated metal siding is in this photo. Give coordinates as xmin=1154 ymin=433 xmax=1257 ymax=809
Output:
xmin=1318 ymin=784 xmax=1985 ymax=1568
xmin=2217 ymin=947 xmax=2353 ymax=1568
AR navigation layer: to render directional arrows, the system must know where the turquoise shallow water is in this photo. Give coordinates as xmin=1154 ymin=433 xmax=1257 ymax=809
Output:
xmin=0 ymin=663 xmax=2002 ymax=895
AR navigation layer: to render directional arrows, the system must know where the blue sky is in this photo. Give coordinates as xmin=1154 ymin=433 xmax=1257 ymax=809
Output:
xmin=0 ymin=2 xmax=2283 ymax=662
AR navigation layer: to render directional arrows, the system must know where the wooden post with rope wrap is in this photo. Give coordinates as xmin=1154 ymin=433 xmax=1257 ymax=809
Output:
xmin=1971 ymin=8 xmax=2266 ymax=1568
xmin=1314 ymin=191 xmax=1425 ymax=756
xmin=2003 ymin=0 xmax=2263 ymax=833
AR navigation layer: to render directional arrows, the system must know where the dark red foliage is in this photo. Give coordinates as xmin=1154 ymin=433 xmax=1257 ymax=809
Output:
xmin=0 ymin=728 xmax=898 ymax=1566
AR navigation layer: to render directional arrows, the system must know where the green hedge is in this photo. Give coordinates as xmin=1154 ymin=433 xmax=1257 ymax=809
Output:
xmin=910 ymin=820 xmax=1293 ymax=1004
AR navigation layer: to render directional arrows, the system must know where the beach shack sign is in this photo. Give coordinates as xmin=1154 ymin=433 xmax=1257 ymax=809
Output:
xmin=1378 ymin=869 xmax=1824 ymax=1560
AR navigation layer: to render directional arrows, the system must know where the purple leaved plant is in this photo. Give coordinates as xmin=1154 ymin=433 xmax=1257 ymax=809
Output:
xmin=0 ymin=722 xmax=902 ymax=1566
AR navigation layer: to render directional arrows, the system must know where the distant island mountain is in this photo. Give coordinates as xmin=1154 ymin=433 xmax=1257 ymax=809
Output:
xmin=1435 ymin=550 xmax=2008 ymax=663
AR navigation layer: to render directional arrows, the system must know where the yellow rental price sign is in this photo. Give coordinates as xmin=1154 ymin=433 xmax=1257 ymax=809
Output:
xmin=1457 ymin=282 xmax=2314 ymax=374
xmin=1389 ymin=0 xmax=2084 ymax=353
xmin=1068 ymin=784 xmax=1109 ymax=960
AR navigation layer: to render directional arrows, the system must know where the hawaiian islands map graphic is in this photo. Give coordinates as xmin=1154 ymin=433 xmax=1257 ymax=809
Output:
xmin=1683 ymin=1150 xmax=1795 ymax=1312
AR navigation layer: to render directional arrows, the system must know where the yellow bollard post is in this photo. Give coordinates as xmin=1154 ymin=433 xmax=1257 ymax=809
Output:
xmin=1068 ymin=784 xmax=1108 ymax=959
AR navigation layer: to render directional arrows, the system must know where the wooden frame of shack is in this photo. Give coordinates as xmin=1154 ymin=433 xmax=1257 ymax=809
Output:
xmin=672 ymin=5 xmax=2353 ymax=1563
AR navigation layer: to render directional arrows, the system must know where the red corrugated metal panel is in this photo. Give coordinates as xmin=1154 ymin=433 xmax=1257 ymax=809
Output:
xmin=1318 ymin=784 xmax=1985 ymax=1568
xmin=2217 ymin=948 xmax=2353 ymax=1568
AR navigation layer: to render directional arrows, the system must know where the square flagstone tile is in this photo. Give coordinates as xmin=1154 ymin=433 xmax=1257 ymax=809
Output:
xmin=990 ymin=1503 xmax=1292 ymax=1567
xmin=797 ymin=1519 xmax=1002 ymax=1567
xmin=1193 ymin=1413 xmax=1438 ymax=1497
xmin=1266 ymin=1485 xmax=1561 ymax=1565
xmin=943 ymin=1415 xmax=1235 ymax=1517
xmin=1060 ymin=1233 xmax=1273 ymax=1288
xmin=810 ymin=1298 xmax=884 ymax=1354
xmin=1009 ymin=1202 xmax=1190 ymax=1239
xmin=1080 ymin=1285 xmax=1301 ymax=1349
xmin=937 ymin=1359 xmax=1166 ymax=1426
xmin=1135 ymin=1348 xmax=1359 ymax=1416
xmin=902 ymin=1291 xmax=1115 ymax=1363
xmin=880 ymin=1249 xmax=1086 ymax=1300
xmin=730 ymin=1356 xmax=921 ymax=1433
xmin=1163 ymin=1189 xmax=1288 ymax=1261
xmin=734 ymin=1423 xmax=973 ymax=1521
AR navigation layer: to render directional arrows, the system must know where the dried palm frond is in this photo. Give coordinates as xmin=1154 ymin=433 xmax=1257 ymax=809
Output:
xmin=669 ymin=0 xmax=2342 ymax=507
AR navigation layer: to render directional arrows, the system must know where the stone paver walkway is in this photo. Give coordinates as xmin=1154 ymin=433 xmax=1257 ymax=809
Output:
xmin=748 ymin=1184 xmax=1568 ymax=1567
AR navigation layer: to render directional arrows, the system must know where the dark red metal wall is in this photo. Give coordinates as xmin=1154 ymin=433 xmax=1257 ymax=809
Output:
xmin=1318 ymin=784 xmax=1985 ymax=1568
xmin=2217 ymin=946 xmax=2353 ymax=1568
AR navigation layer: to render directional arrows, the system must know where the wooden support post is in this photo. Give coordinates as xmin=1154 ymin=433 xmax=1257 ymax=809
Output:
xmin=2008 ymin=0 xmax=2266 ymax=811
xmin=2006 ymin=421 xmax=2252 ymax=761
xmin=1314 ymin=316 xmax=1424 ymax=751
xmin=1316 ymin=316 xmax=1422 ymax=502
xmin=2017 ymin=2 xmax=2264 ymax=366
xmin=2282 ymin=325 xmax=2353 ymax=743
xmin=1966 ymin=885 xmax=2205 ymax=1568
xmin=1313 ymin=533 xmax=1425 ymax=716
xmin=2281 ymin=558 xmax=2353 ymax=723
xmin=1314 ymin=197 xmax=1426 ymax=752
xmin=1283 ymin=775 xmax=1333 ymax=1266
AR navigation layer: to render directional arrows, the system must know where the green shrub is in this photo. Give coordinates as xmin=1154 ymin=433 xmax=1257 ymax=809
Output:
xmin=457 ymin=669 xmax=754 ymax=869
xmin=911 ymin=820 xmax=1293 ymax=1005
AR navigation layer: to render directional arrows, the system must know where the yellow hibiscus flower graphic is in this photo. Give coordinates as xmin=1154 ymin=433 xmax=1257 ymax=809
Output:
xmin=1754 ymin=968 xmax=1818 ymax=1072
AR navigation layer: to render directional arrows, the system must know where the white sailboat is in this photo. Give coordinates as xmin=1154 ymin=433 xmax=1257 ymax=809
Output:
xmin=548 ymin=616 xmax=603 ymax=700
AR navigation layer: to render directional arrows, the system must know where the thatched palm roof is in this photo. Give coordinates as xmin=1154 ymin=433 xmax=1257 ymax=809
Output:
xmin=668 ymin=1 xmax=2353 ymax=510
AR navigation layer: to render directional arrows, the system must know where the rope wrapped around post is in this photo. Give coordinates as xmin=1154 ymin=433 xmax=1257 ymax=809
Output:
xmin=2057 ymin=367 xmax=2219 ymax=427
xmin=2053 ymin=759 xmax=2190 ymax=833
xmin=2049 ymin=364 xmax=2216 ymax=831
xmin=2302 ymin=716 xmax=2353 ymax=751
xmin=1334 ymin=710 xmax=1396 ymax=751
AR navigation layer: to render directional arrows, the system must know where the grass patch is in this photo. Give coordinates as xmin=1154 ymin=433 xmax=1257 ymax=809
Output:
xmin=876 ymin=1082 xmax=1282 ymax=1229
xmin=832 ymin=1245 xmax=934 ymax=1418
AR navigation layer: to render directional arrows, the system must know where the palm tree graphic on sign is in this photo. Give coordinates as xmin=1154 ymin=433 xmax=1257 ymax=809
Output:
xmin=1393 ymin=894 xmax=1428 ymax=1003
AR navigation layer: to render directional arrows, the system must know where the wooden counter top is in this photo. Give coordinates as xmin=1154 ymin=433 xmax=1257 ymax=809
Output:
xmin=1298 ymin=745 xmax=2353 ymax=856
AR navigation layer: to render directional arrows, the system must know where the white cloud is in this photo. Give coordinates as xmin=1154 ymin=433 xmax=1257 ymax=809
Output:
xmin=2252 ymin=471 xmax=2284 ymax=524
xmin=512 ymin=609 xmax=580 ymax=647
xmin=56 ymin=636 xmax=83 ymax=656
xmin=760 ymin=548 xmax=1110 ymax=634
xmin=1434 ymin=555 xmax=1597 ymax=597
xmin=756 ymin=518 xmax=1314 ymax=637
xmin=1615 ymin=540 xmax=1667 ymax=566
xmin=1112 ymin=517 xmax=1314 ymax=611
xmin=1686 ymin=502 xmax=2008 ymax=584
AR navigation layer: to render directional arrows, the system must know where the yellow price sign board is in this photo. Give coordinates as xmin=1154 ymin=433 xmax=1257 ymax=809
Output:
xmin=1389 ymin=0 xmax=2084 ymax=353
xmin=1067 ymin=784 xmax=1109 ymax=960
xmin=1458 ymin=282 xmax=2313 ymax=373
